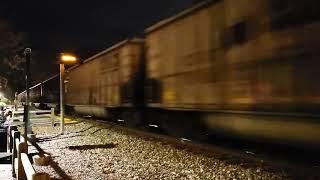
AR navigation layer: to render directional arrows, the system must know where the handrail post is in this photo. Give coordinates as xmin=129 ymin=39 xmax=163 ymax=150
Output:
xmin=17 ymin=139 xmax=27 ymax=180
xmin=51 ymin=108 xmax=55 ymax=127
xmin=21 ymin=153 xmax=50 ymax=180
xmin=21 ymin=153 xmax=35 ymax=180
xmin=11 ymin=131 xmax=20 ymax=178
xmin=20 ymin=135 xmax=28 ymax=154
xmin=33 ymin=173 xmax=50 ymax=180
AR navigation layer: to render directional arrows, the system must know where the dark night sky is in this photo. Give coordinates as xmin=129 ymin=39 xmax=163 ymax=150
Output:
xmin=0 ymin=0 xmax=194 ymax=83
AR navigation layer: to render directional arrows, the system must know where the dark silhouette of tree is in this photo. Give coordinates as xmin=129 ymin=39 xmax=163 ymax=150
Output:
xmin=0 ymin=19 xmax=26 ymax=99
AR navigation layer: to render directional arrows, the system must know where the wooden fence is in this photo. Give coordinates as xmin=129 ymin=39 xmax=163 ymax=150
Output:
xmin=8 ymin=127 xmax=50 ymax=180
xmin=11 ymin=107 xmax=56 ymax=127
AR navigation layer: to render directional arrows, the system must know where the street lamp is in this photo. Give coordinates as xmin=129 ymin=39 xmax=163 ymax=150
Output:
xmin=59 ymin=53 xmax=77 ymax=134
xmin=24 ymin=48 xmax=32 ymax=141
xmin=61 ymin=54 xmax=77 ymax=63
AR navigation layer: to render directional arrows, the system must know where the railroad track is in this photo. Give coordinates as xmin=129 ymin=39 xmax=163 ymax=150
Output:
xmin=72 ymin=116 xmax=320 ymax=178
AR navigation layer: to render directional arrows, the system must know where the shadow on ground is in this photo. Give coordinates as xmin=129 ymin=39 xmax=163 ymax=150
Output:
xmin=89 ymin=128 xmax=110 ymax=135
xmin=49 ymin=160 xmax=73 ymax=180
xmin=36 ymin=126 xmax=110 ymax=143
xmin=28 ymin=137 xmax=72 ymax=180
xmin=36 ymin=134 xmax=84 ymax=143
xmin=68 ymin=143 xmax=118 ymax=150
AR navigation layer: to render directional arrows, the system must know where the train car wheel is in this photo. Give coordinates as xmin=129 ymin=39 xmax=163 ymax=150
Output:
xmin=121 ymin=111 xmax=142 ymax=128
xmin=159 ymin=113 xmax=189 ymax=138
xmin=160 ymin=111 xmax=208 ymax=141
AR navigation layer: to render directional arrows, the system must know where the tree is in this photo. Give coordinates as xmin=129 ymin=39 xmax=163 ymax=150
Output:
xmin=0 ymin=19 xmax=26 ymax=99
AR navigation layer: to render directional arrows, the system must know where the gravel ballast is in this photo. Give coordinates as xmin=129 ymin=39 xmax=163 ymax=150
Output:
xmin=26 ymin=120 xmax=298 ymax=180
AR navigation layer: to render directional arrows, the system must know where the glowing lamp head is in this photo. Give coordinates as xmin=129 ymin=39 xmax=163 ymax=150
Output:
xmin=60 ymin=53 xmax=77 ymax=64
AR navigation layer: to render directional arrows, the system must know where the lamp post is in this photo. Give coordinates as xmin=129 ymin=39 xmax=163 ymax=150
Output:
xmin=59 ymin=53 xmax=77 ymax=134
xmin=24 ymin=48 xmax=32 ymax=141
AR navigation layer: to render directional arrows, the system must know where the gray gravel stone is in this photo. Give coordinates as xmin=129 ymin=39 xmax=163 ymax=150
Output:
xmin=26 ymin=121 xmax=293 ymax=180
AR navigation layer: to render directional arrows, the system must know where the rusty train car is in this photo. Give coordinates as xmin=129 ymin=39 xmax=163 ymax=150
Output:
xmin=17 ymin=74 xmax=60 ymax=108
xmin=66 ymin=39 xmax=145 ymax=119
xmin=142 ymin=0 xmax=320 ymax=143
xmin=21 ymin=0 xmax=320 ymax=145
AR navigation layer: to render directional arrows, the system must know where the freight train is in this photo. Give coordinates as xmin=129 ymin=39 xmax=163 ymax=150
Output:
xmin=17 ymin=74 xmax=60 ymax=109
xmin=18 ymin=0 xmax=320 ymax=145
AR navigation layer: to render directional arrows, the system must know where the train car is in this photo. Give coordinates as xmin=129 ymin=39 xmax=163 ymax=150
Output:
xmin=20 ymin=0 xmax=320 ymax=145
xmin=17 ymin=87 xmax=39 ymax=105
xmin=17 ymin=74 xmax=60 ymax=109
xmin=144 ymin=0 xmax=320 ymax=144
xmin=40 ymin=74 xmax=60 ymax=108
xmin=65 ymin=38 xmax=145 ymax=124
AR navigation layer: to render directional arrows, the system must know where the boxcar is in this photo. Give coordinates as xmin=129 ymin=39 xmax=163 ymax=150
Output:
xmin=17 ymin=74 xmax=60 ymax=108
xmin=19 ymin=0 xmax=320 ymax=145
xmin=65 ymin=38 xmax=145 ymax=121
xmin=144 ymin=0 xmax=320 ymax=143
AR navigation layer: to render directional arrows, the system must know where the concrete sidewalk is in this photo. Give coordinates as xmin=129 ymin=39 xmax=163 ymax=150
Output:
xmin=0 ymin=164 xmax=13 ymax=180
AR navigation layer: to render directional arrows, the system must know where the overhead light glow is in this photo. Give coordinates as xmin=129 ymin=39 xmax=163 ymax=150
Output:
xmin=61 ymin=54 xmax=77 ymax=63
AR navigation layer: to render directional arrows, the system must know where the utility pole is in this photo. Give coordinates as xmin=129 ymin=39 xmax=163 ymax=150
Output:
xmin=59 ymin=53 xmax=77 ymax=135
xmin=60 ymin=63 xmax=65 ymax=134
xmin=24 ymin=48 xmax=32 ymax=141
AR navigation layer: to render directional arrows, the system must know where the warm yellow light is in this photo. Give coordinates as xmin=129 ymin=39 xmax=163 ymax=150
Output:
xmin=61 ymin=54 xmax=77 ymax=63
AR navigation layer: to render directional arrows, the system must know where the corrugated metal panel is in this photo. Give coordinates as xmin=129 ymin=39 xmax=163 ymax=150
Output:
xmin=145 ymin=0 xmax=218 ymax=34
xmin=146 ymin=1 xmax=227 ymax=110
xmin=145 ymin=0 xmax=320 ymax=112
xmin=66 ymin=39 xmax=144 ymax=107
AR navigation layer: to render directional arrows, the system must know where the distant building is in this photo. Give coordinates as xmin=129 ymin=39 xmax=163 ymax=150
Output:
xmin=0 ymin=76 xmax=8 ymax=89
